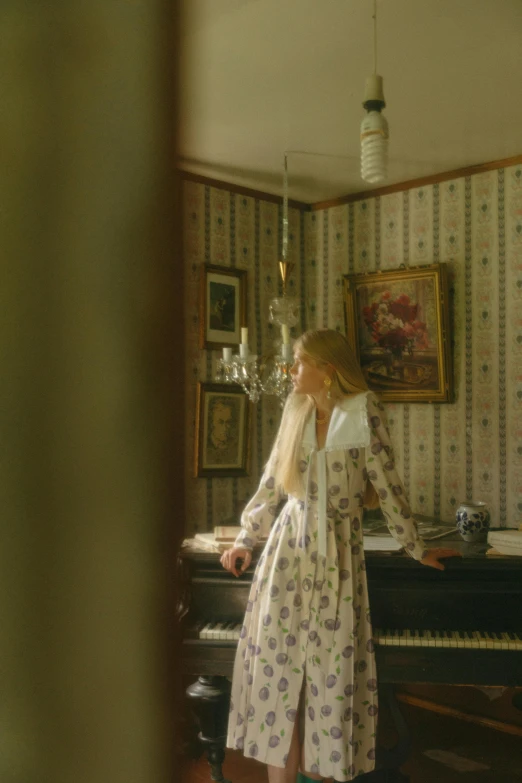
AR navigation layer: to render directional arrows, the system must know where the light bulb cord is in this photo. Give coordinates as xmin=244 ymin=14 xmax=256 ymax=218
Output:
xmin=373 ymin=0 xmax=377 ymax=75
xmin=281 ymin=150 xmax=352 ymax=262
xmin=282 ymin=153 xmax=288 ymax=261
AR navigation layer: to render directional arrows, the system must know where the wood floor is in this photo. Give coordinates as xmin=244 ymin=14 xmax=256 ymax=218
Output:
xmin=181 ymin=701 xmax=522 ymax=783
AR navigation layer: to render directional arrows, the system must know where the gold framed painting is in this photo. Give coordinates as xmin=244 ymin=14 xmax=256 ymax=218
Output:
xmin=194 ymin=383 xmax=251 ymax=477
xmin=199 ymin=264 xmax=247 ymax=350
xmin=343 ymin=263 xmax=453 ymax=403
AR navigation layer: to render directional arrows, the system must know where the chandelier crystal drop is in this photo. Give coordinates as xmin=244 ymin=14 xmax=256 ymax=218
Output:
xmin=215 ymin=154 xmax=299 ymax=406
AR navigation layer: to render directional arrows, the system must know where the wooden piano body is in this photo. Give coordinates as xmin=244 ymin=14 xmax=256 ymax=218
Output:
xmin=179 ymin=536 xmax=522 ymax=782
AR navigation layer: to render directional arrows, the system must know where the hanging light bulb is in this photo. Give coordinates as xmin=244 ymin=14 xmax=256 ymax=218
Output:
xmin=360 ymin=1 xmax=388 ymax=184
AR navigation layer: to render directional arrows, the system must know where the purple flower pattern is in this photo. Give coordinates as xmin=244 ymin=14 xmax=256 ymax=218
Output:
xmin=227 ymin=392 xmax=426 ymax=781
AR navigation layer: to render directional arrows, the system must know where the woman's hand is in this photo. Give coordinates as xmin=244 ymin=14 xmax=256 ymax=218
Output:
xmin=421 ymin=547 xmax=462 ymax=571
xmin=220 ymin=547 xmax=252 ymax=577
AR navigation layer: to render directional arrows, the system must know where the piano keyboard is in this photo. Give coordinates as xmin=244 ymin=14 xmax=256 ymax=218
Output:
xmin=198 ymin=622 xmax=522 ymax=650
xmin=199 ymin=621 xmax=243 ymax=640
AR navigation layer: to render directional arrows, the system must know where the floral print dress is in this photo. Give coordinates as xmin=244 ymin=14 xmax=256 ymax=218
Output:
xmin=227 ymin=392 xmax=427 ymax=781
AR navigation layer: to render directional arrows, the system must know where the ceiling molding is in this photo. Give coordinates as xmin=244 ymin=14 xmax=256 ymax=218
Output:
xmin=310 ymin=154 xmax=522 ymax=211
xmin=180 ymin=155 xmax=522 ymax=213
xmin=180 ymin=170 xmax=310 ymax=210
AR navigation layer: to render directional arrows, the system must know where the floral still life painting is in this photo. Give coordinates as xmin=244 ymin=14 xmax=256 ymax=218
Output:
xmin=343 ymin=264 xmax=453 ymax=402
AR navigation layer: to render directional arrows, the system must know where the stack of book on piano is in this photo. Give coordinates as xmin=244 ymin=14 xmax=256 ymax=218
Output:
xmin=362 ymin=511 xmax=457 ymax=551
xmin=186 ymin=524 xmax=405 ymax=553
xmin=185 ymin=526 xmax=268 ymax=554
xmin=487 ymin=529 xmax=522 ymax=556
xmin=183 ymin=515 xmax=458 ymax=555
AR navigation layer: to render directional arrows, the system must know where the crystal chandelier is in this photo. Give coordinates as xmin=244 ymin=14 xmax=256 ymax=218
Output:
xmin=215 ymin=155 xmax=299 ymax=406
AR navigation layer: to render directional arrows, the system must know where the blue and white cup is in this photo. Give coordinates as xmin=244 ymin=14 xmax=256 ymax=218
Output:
xmin=456 ymin=501 xmax=491 ymax=542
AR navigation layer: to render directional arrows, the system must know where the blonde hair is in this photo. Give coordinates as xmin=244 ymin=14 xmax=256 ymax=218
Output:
xmin=271 ymin=329 xmax=379 ymax=509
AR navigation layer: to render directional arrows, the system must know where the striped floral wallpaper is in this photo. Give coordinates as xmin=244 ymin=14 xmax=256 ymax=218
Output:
xmin=183 ymin=165 xmax=522 ymax=535
xmin=183 ymin=181 xmax=306 ymax=535
xmin=307 ymin=166 xmax=522 ymax=528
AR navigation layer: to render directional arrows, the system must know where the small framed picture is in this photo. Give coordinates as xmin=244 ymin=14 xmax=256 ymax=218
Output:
xmin=194 ymin=383 xmax=251 ymax=477
xmin=199 ymin=264 xmax=247 ymax=350
xmin=343 ymin=263 xmax=453 ymax=403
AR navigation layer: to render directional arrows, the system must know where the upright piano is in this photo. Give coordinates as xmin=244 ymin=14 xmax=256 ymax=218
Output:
xmin=179 ymin=536 xmax=522 ymax=782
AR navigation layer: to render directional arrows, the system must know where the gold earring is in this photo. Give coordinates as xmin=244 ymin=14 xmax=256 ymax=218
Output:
xmin=324 ymin=377 xmax=332 ymax=399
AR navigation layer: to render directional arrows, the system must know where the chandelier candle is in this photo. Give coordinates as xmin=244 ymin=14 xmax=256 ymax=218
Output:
xmin=222 ymin=347 xmax=232 ymax=362
xmin=281 ymin=343 xmax=293 ymax=362
xmin=240 ymin=327 xmax=249 ymax=359
xmin=281 ymin=324 xmax=290 ymax=344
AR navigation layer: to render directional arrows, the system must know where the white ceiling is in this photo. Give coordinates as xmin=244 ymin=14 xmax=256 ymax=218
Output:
xmin=179 ymin=0 xmax=522 ymax=203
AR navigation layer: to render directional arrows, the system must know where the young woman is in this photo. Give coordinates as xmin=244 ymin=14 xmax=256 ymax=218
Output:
xmin=221 ymin=329 xmax=460 ymax=783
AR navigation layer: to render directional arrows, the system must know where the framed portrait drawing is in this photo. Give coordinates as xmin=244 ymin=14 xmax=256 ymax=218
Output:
xmin=199 ymin=264 xmax=247 ymax=350
xmin=194 ymin=383 xmax=251 ymax=477
xmin=343 ymin=263 xmax=453 ymax=403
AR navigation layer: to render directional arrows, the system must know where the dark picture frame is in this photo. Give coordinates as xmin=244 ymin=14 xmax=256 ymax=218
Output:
xmin=343 ymin=263 xmax=453 ymax=403
xmin=199 ymin=264 xmax=247 ymax=350
xmin=194 ymin=383 xmax=251 ymax=477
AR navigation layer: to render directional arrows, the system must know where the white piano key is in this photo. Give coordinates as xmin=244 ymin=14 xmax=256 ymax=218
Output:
xmin=507 ymin=632 xmax=522 ymax=651
xmin=230 ymin=623 xmax=242 ymax=641
xmin=470 ymin=631 xmax=485 ymax=649
xmin=500 ymin=632 xmax=511 ymax=650
xmin=376 ymin=628 xmax=388 ymax=646
xmin=224 ymin=622 xmax=236 ymax=640
xmin=210 ymin=622 xmax=226 ymax=640
xmin=222 ymin=622 xmax=234 ymax=640
xmin=204 ymin=623 xmax=214 ymax=640
xmin=446 ymin=631 xmax=459 ymax=648
xmin=217 ymin=623 xmax=227 ymax=640
xmin=200 ymin=622 xmax=214 ymax=640
xmin=225 ymin=622 xmax=238 ymax=640
xmin=224 ymin=623 xmax=235 ymax=640
xmin=373 ymin=628 xmax=387 ymax=646
xmin=488 ymin=632 xmax=503 ymax=649
xmin=390 ymin=628 xmax=401 ymax=646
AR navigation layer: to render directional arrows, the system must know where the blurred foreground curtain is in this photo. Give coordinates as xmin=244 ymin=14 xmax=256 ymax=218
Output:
xmin=0 ymin=2 xmax=183 ymax=781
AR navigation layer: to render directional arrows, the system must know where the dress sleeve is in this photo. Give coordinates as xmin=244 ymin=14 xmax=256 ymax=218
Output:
xmin=363 ymin=393 xmax=428 ymax=561
xmin=234 ymin=458 xmax=285 ymax=550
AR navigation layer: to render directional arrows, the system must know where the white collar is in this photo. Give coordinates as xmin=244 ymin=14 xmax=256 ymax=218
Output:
xmin=302 ymin=391 xmax=371 ymax=452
